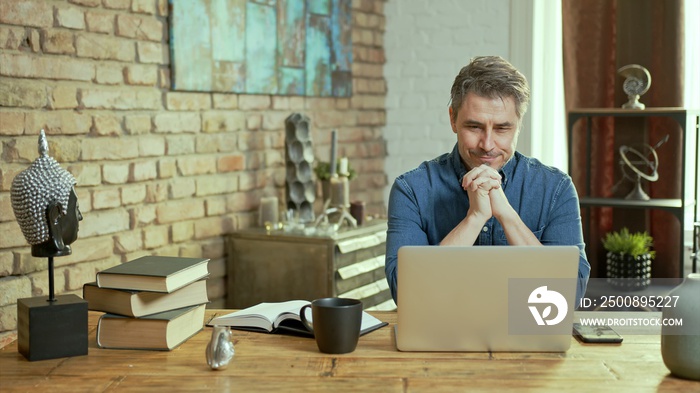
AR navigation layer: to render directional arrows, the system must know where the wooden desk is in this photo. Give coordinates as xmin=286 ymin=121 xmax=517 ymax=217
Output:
xmin=0 ymin=311 xmax=695 ymax=392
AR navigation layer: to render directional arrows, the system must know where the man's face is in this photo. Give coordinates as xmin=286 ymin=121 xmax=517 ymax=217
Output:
xmin=449 ymin=92 xmax=520 ymax=171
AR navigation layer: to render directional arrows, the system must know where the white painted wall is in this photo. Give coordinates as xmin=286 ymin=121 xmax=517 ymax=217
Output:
xmin=383 ymin=0 xmax=514 ymax=204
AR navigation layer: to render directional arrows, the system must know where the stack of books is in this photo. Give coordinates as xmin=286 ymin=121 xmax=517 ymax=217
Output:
xmin=83 ymin=255 xmax=210 ymax=351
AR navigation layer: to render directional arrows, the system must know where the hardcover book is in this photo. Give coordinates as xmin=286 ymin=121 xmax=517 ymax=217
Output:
xmin=96 ymin=304 xmax=206 ymax=350
xmin=96 ymin=255 xmax=209 ymax=293
xmin=208 ymin=300 xmax=388 ymax=337
xmin=83 ymin=280 xmax=209 ymax=317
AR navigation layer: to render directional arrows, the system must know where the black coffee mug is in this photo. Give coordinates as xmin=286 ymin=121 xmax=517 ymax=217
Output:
xmin=300 ymin=297 xmax=362 ymax=354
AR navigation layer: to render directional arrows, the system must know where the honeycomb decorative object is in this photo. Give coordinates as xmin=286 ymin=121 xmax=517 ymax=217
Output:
xmin=284 ymin=113 xmax=315 ymax=222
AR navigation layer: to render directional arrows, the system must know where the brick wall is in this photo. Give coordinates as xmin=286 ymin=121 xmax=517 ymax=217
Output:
xmin=0 ymin=0 xmax=387 ymax=344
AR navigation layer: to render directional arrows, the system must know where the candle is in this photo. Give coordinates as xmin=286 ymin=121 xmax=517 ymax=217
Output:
xmin=329 ymin=130 xmax=337 ymax=177
xmin=350 ymin=201 xmax=365 ymax=225
xmin=259 ymin=196 xmax=279 ymax=228
xmin=339 ymin=157 xmax=348 ymax=176
xmin=330 ymin=176 xmax=349 ymax=207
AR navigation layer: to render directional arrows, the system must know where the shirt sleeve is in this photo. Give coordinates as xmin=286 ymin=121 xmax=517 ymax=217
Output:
xmin=540 ymin=175 xmax=591 ymax=306
xmin=385 ymin=177 xmax=429 ymax=303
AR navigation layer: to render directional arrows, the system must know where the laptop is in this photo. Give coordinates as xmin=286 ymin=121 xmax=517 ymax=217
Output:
xmin=395 ymin=245 xmax=579 ymax=352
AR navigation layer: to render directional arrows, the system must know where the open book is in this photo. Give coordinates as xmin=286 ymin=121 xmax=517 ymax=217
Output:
xmin=208 ymin=300 xmax=388 ymax=337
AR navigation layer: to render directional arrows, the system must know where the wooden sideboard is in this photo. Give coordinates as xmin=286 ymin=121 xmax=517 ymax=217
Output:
xmin=226 ymin=219 xmax=394 ymax=310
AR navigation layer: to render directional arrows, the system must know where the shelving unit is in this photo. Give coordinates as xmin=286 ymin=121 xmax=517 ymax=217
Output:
xmin=567 ymin=108 xmax=699 ymax=277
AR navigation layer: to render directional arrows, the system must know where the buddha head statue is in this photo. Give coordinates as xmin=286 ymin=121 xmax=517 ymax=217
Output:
xmin=10 ymin=130 xmax=82 ymax=257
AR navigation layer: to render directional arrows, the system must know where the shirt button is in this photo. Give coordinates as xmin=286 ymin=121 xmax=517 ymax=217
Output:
xmin=482 ymin=226 xmax=488 ymax=232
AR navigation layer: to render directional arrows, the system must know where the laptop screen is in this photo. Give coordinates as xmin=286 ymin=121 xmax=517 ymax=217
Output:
xmin=395 ymin=246 xmax=579 ymax=352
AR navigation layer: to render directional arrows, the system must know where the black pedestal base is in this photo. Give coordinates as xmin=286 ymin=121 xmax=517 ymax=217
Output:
xmin=17 ymin=294 xmax=88 ymax=361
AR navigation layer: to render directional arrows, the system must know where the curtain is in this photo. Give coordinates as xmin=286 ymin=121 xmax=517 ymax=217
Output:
xmin=562 ymin=0 xmax=684 ymax=278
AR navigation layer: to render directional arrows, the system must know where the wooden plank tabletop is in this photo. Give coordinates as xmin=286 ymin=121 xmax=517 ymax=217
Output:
xmin=0 ymin=310 xmax=695 ymax=392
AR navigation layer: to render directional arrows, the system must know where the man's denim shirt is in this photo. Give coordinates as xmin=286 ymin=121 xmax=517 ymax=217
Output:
xmin=385 ymin=144 xmax=590 ymax=306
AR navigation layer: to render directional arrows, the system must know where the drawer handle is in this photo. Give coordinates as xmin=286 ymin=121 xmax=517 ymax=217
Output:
xmin=337 ymin=232 xmax=387 ymax=253
xmin=337 ymin=255 xmax=385 ymax=279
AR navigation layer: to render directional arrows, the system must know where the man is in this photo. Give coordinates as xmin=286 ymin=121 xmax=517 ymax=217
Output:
xmin=385 ymin=56 xmax=590 ymax=305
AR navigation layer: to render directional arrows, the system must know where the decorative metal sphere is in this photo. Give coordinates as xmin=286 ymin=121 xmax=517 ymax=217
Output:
xmin=622 ymin=76 xmax=646 ymax=97
xmin=617 ymin=64 xmax=651 ymax=110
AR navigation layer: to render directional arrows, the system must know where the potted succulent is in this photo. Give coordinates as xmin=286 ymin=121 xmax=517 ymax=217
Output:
xmin=602 ymin=228 xmax=655 ymax=290
xmin=314 ymin=159 xmax=357 ymax=202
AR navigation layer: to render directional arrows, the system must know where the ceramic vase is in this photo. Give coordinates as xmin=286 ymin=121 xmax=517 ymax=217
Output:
xmin=661 ymin=273 xmax=700 ymax=380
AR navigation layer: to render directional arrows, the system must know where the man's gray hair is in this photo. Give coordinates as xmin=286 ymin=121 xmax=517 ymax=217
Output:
xmin=11 ymin=130 xmax=76 ymax=245
xmin=450 ymin=56 xmax=530 ymax=121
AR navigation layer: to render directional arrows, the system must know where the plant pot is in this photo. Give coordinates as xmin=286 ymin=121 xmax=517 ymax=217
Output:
xmin=605 ymin=251 xmax=651 ymax=290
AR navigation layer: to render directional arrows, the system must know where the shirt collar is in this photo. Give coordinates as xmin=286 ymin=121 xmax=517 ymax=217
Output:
xmin=500 ymin=152 xmax=517 ymax=187
xmin=450 ymin=143 xmax=468 ymax=182
xmin=449 ymin=143 xmax=518 ymax=187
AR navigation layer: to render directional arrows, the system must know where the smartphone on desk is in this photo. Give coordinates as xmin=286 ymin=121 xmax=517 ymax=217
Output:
xmin=573 ymin=323 xmax=623 ymax=343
